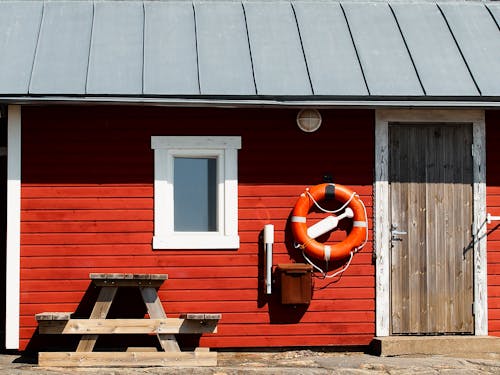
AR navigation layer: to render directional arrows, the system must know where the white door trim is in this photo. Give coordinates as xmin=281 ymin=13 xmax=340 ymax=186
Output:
xmin=374 ymin=109 xmax=487 ymax=336
xmin=5 ymin=105 xmax=21 ymax=349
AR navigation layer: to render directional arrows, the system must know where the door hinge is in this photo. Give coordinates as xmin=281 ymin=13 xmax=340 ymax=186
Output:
xmin=472 ymin=302 xmax=476 ymax=316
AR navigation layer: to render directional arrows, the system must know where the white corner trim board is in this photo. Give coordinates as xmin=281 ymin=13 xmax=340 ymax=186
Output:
xmin=6 ymin=105 xmax=21 ymax=349
xmin=374 ymin=109 xmax=487 ymax=337
xmin=374 ymin=119 xmax=390 ymax=337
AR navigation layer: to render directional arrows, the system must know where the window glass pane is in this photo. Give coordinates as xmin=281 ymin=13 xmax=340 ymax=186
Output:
xmin=174 ymin=157 xmax=217 ymax=231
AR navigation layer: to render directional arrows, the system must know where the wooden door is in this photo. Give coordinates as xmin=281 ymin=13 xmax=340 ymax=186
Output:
xmin=389 ymin=124 xmax=474 ymax=335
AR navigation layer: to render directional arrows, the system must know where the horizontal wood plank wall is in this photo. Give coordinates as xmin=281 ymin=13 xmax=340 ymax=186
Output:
xmin=487 ymin=110 xmax=500 ymax=337
xmin=19 ymin=106 xmax=374 ymax=350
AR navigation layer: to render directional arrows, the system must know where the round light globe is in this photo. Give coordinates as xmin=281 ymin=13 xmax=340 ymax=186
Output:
xmin=296 ymin=109 xmax=322 ymax=132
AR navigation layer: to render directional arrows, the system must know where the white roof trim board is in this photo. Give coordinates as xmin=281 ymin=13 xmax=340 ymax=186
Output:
xmin=0 ymin=1 xmax=499 ymax=104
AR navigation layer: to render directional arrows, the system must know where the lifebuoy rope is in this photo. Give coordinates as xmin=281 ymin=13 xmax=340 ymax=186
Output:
xmin=302 ymin=248 xmax=354 ymax=279
xmin=306 ymin=187 xmax=356 ymax=215
xmin=294 ymin=188 xmax=369 ymax=279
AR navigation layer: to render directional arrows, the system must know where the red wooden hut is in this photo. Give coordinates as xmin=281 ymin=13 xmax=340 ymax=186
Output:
xmin=0 ymin=0 xmax=499 ymax=356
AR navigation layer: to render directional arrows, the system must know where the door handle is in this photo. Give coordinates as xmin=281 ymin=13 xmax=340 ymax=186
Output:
xmin=391 ymin=225 xmax=407 ymax=242
xmin=391 ymin=230 xmax=407 ymax=236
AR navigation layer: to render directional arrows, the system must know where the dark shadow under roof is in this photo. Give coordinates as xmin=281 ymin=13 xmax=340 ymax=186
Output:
xmin=0 ymin=1 xmax=499 ymax=106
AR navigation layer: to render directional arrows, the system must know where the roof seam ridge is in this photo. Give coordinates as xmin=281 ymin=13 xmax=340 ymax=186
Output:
xmin=193 ymin=2 xmax=201 ymax=95
xmin=437 ymin=4 xmax=482 ymax=96
xmin=28 ymin=1 xmax=46 ymax=94
xmin=339 ymin=3 xmax=371 ymax=96
xmin=291 ymin=3 xmax=314 ymax=96
xmin=241 ymin=3 xmax=258 ymax=95
xmin=485 ymin=3 xmax=500 ymax=32
xmin=141 ymin=0 xmax=146 ymax=95
xmin=84 ymin=2 xmax=96 ymax=95
xmin=388 ymin=3 xmax=426 ymax=96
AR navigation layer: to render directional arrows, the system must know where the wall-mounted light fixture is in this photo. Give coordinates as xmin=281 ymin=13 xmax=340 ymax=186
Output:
xmin=296 ymin=108 xmax=322 ymax=133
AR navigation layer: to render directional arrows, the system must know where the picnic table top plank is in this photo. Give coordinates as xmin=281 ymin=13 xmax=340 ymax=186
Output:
xmin=36 ymin=312 xmax=72 ymax=321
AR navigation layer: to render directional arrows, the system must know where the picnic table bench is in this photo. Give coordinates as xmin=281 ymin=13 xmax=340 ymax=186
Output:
xmin=35 ymin=273 xmax=221 ymax=367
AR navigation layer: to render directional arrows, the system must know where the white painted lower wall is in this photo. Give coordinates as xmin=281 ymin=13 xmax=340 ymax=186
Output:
xmin=5 ymin=105 xmax=21 ymax=349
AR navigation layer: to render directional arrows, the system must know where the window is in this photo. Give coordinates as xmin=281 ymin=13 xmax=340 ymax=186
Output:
xmin=151 ymin=136 xmax=241 ymax=249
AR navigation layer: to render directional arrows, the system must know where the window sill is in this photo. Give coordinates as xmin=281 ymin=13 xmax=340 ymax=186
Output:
xmin=153 ymin=234 xmax=240 ymax=249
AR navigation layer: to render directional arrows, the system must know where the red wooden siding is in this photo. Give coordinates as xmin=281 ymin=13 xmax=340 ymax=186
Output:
xmin=17 ymin=106 xmax=500 ymax=350
xmin=487 ymin=110 xmax=500 ymax=337
xmin=19 ymin=106 xmax=375 ymax=350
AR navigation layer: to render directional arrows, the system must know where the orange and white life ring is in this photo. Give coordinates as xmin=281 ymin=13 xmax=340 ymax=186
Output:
xmin=291 ymin=183 xmax=368 ymax=262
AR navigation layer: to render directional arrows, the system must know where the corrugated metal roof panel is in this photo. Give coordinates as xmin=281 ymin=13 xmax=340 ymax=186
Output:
xmin=342 ymin=2 xmax=423 ymax=96
xmin=87 ymin=1 xmax=143 ymax=95
xmin=440 ymin=3 xmax=500 ymax=96
xmin=487 ymin=3 xmax=500 ymax=26
xmin=293 ymin=2 xmax=368 ymax=96
xmin=29 ymin=1 xmax=93 ymax=95
xmin=244 ymin=2 xmax=312 ymax=96
xmin=0 ymin=1 xmax=498 ymax=102
xmin=391 ymin=3 xmax=478 ymax=96
xmin=0 ymin=1 xmax=42 ymax=94
xmin=196 ymin=2 xmax=255 ymax=95
xmin=143 ymin=2 xmax=199 ymax=95
xmin=144 ymin=2 xmax=200 ymax=95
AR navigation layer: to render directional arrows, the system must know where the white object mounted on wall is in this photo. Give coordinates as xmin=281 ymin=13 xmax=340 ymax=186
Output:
xmin=307 ymin=208 xmax=354 ymax=239
xmin=263 ymin=224 xmax=274 ymax=295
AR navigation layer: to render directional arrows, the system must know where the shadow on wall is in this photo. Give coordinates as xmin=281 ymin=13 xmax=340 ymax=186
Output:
xmin=486 ymin=111 xmax=500 ymax=189
xmin=24 ymin=283 xmax=205 ymax=354
xmin=21 ymin=106 xmax=375 ymax=186
xmin=257 ymin=228 xmax=309 ymax=323
xmin=482 ymin=111 xmax=500 ymax=255
xmin=256 ymin=198 xmax=362 ymax=325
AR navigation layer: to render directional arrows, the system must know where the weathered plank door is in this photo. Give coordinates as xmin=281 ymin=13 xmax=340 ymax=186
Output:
xmin=389 ymin=124 xmax=474 ymax=335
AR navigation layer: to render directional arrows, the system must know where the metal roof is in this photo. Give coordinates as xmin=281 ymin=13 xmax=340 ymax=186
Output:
xmin=0 ymin=1 xmax=499 ymax=106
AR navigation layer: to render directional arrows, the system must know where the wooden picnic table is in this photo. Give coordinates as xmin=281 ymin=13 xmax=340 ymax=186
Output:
xmin=35 ymin=273 xmax=221 ymax=367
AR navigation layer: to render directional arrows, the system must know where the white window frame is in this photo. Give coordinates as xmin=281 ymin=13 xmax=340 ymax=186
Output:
xmin=151 ymin=136 xmax=241 ymax=249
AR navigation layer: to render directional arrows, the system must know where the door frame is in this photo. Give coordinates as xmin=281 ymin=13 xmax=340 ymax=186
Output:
xmin=374 ymin=109 xmax=487 ymax=337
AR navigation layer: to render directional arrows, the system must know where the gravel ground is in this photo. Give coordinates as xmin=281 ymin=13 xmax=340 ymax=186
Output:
xmin=1 ymin=350 xmax=499 ymax=374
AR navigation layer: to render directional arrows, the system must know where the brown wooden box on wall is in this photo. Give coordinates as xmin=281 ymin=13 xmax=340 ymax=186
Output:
xmin=277 ymin=264 xmax=313 ymax=304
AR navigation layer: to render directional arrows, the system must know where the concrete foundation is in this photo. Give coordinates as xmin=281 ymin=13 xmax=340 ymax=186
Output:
xmin=371 ymin=336 xmax=500 ymax=357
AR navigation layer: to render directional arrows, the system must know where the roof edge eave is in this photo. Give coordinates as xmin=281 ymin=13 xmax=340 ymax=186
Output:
xmin=0 ymin=95 xmax=499 ymax=110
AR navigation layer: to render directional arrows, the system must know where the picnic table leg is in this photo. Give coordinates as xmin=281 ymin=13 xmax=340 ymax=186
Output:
xmin=140 ymin=287 xmax=181 ymax=352
xmin=76 ymin=286 xmax=117 ymax=352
